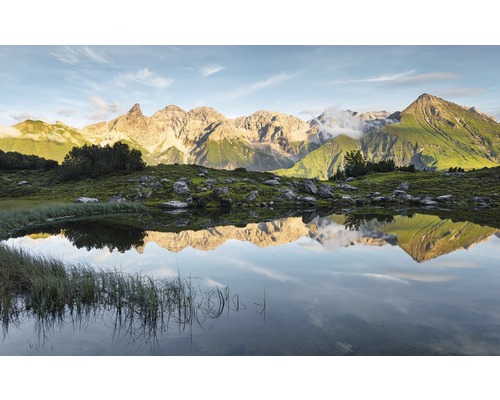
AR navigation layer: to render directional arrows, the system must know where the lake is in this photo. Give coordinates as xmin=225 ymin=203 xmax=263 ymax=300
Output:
xmin=1 ymin=211 xmax=499 ymax=355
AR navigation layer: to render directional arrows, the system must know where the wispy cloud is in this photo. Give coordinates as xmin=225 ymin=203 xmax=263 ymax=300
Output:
xmin=50 ymin=46 xmax=109 ymax=65
xmin=200 ymin=63 xmax=225 ymax=77
xmin=348 ymin=70 xmax=461 ymax=86
xmin=10 ymin=112 xmax=36 ymax=121
xmin=0 ymin=126 xmax=22 ymax=138
xmin=228 ymin=72 xmax=297 ymax=98
xmin=115 ymin=68 xmax=174 ymax=89
xmin=86 ymin=96 xmax=123 ymax=121
xmin=352 ymin=69 xmax=417 ymax=83
xmin=57 ymin=108 xmax=77 ymax=117
xmin=435 ymin=87 xmax=487 ymax=97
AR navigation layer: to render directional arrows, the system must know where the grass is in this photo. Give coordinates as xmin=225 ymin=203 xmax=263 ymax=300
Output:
xmin=0 ymin=244 xmax=240 ymax=345
xmin=0 ymin=201 xmax=146 ymax=239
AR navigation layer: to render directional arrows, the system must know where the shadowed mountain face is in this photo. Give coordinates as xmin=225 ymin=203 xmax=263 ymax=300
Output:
xmin=1 ymin=94 xmax=498 ymax=176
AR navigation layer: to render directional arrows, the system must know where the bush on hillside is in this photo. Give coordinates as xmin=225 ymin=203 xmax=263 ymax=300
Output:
xmin=329 ymin=149 xmax=416 ymax=181
xmin=0 ymin=149 xmax=58 ymax=170
xmin=58 ymin=142 xmax=145 ymax=181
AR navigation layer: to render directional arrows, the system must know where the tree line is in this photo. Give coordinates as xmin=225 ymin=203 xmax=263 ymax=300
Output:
xmin=329 ymin=149 xmax=416 ymax=181
xmin=0 ymin=142 xmax=146 ymax=180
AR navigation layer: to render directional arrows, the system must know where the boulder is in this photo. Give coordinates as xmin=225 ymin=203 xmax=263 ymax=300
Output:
xmin=341 ymin=195 xmax=356 ymax=205
xmin=159 ymin=201 xmax=188 ymax=209
xmin=301 ymin=180 xmax=318 ymax=195
xmin=75 ymin=197 xmax=99 ymax=203
xmin=18 ymin=180 xmax=30 ymax=185
xmin=318 ymin=184 xmax=334 ymax=199
xmin=109 ymin=196 xmax=126 ymax=203
xmin=247 ymin=190 xmax=259 ymax=202
xmin=436 ymin=195 xmax=454 ymax=202
xmin=264 ymin=179 xmax=281 ymax=187
xmin=397 ymin=182 xmax=410 ymax=191
xmin=214 ymin=187 xmax=230 ymax=197
xmin=140 ymin=175 xmax=157 ymax=184
xmin=335 ymin=184 xmax=357 ymax=191
xmin=173 ymin=180 xmax=191 ymax=196
xmin=301 ymin=196 xmax=317 ymax=206
xmin=346 ymin=177 xmax=355 ymax=182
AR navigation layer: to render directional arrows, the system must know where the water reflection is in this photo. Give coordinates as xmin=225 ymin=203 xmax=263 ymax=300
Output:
xmin=1 ymin=211 xmax=499 ymax=355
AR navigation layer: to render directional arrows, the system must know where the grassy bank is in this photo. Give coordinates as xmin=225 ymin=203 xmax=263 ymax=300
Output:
xmin=0 ymin=201 xmax=146 ymax=238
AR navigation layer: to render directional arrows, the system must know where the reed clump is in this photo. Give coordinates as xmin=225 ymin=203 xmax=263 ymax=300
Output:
xmin=0 ymin=244 xmax=238 ymax=342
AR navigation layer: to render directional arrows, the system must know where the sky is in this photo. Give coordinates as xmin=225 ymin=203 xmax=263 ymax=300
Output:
xmin=1 ymin=45 xmax=500 ymax=128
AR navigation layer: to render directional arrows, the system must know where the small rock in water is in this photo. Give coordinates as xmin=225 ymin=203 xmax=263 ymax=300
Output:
xmin=159 ymin=201 xmax=189 ymax=209
xmin=75 ymin=197 xmax=99 ymax=203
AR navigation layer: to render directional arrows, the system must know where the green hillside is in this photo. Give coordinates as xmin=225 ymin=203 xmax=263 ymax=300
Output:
xmin=273 ymin=135 xmax=360 ymax=179
xmin=365 ymin=94 xmax=500 ymax=170
xmin=0 ymin=120 xmax=87 ymax=163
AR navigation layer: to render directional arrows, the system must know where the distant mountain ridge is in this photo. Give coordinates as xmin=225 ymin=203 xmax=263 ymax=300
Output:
xmin=0 ymin=94 xmax=498 ymax=177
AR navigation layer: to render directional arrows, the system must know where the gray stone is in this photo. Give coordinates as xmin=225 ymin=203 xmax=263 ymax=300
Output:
xmin=335 ymin=184 xmax=357 ymax=191
xmin=159 ymin=201 xmax=188 ymax=209
xmin=393 ymin=190 xmax=408 ymax=198
xmin=18 ymin=180 xmax=30 ymax=185
xmin=264 ymin=179 xmax=281 ymax=187
xmin=397 ymin=181 xmax=410 ymax=191
xmin=219 ymin=197 xmax=233 ymax=207
xmin=301 ymin=196 xmax=317 ymax=206
xmin=247 ymin=190 xmax=259 ymax=202
xmin=160 ymin=178 xmax=170 ymax=183
xmin=341 ymin=195 xmax=355 ymax=204
xmin=173 ymin=180 xmax=191 ymax=196
xmin=318 ymin=184 xmax=334 ymax=199
xmin=346 ymin=177 xmax=355 ymax=182
xmin=109 ymin=195 xmax=126 ymax=203
xmin=372 ymin=196 xmax=388 ymax=204
xmin=199 ymin=187 xmax=208 ymax=192
xmin=214 ymin=187 xmax=230 ymax=197
xmin=75 ymin=197 xmax=99 ymax=203
xmin=436 ymin=195 xmax=454 ymax=202
xmin=140 ymin=175 xmax=157 ymax=184
xmin=223 ymin=178 xmax=238 ymax=184
xmin=279 ymin=189 xmax=297 ymax=201
xmin=301 ymin=180 xmax=318 ymax=195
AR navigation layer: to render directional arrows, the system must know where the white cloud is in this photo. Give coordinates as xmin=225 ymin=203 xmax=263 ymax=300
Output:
xmin=86 ymin=96 xmax=123 ymax=121
xmin=80 ymin=46 xmax=109 ymax=64
xmin=0 ymin=126 xmax=22 ymax=138
xmin=200 ymin=63 xmax=225 ymax=77
xmin=352 ymin=69 xmax=417 ymax=83
xmin=350 ymin=70 xmax=460 ymax=86
xmin=315 ymin=107 xmax=364 ymax=140
xmin=115 ymin=68 xmax=174 ymax=89
xmin=50 ymin=46 xmax=109 ymax=65
xmin=228 ymin=72 xmax=297 ymax=98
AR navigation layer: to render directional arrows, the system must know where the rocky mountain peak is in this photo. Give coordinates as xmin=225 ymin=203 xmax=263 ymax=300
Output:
xmin=188 ymin=106 xmax=226 ymax=121
xmin=128 ymin=103 xmax=143 ymax=116
xmin=416 ymin=93 xmax=439 ymax=103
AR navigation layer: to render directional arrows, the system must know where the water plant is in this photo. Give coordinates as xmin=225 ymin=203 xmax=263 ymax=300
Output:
xmin=0 ymin=244 xmax=239 ymax=347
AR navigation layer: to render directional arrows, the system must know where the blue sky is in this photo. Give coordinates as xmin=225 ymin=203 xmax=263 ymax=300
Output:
xmin=1 ymin=45 xmax=499 ymax=128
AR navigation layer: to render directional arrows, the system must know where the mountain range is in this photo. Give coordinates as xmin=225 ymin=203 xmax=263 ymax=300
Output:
xmin=1 ymin=94 xmax=499 ymax=179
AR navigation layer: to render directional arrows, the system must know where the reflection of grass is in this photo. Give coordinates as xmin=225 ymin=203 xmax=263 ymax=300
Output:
xmin=0 ymin=244 xmax=240 ymax=346
xmin=0 ymin=202 xmax=146 ymax=238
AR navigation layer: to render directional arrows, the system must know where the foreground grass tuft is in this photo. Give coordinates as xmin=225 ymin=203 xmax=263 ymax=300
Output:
xmin=0 ymin=244 xmax=239 ymax=344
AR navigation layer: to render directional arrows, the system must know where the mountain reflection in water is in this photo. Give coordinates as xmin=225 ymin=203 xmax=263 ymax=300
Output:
xmin=18 ymin=212 xmax=495 ymax=263
xmin=1 ymin=211 xmax=499 ymax=355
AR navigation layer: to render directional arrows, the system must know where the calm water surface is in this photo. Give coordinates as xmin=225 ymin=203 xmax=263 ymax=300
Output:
xmin=1 ymin=212 xmax=499 ymax=355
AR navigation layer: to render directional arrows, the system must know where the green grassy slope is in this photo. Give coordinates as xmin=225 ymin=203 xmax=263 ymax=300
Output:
xmin=0 ymin=120 xmax=88 ymax=163
xmin=366 ymin=94 xmax=500 ymax=170
xmin=273 ymin=135 xmax=360 ymax=179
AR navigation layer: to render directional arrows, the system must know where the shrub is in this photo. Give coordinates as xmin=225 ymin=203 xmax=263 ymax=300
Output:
xmin=0 ymin=150 xmax=58 ymax=170
xmin=58 ymin=142 xmax=145 ymax=180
